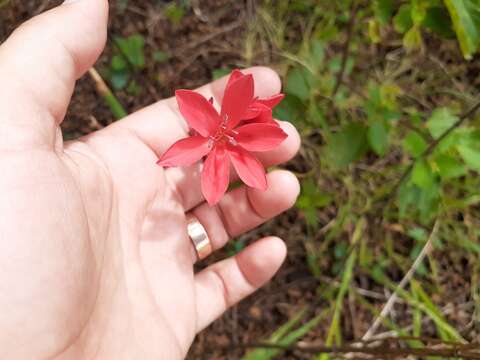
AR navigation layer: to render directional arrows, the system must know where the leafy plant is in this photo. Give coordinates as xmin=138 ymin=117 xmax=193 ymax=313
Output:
xmin=105 ymin=34 xmax=146 ymax=92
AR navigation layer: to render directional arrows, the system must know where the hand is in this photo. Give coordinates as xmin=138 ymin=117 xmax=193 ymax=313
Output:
xmin=0 ymin=1 xmax=300 ymax=359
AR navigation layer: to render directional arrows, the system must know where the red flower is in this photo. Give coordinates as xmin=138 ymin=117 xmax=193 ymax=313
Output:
xmin=157 ymin=70 xmax=287 ymax=205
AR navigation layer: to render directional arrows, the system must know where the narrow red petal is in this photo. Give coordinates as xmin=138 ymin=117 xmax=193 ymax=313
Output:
xmin=225 ymin=69 xmax=244 ymax=89
xmin=227 ymin=145 xmax=267 ymax=190
xmin=201 ymin=145 xmax=230 ymax=205
xmin=243 ymin=107 xmax=279 ymax=126
xmin=257 ymin=93 xmax=285 ymax=108
xmin=221 ymin=74 xmax=254 ymax=129
xmin=244 ymin=102 xmax=268 ymax=119
xmin=176 ymin=90 xmax=221 ymax=137
xmin=157 ymin=136 xmax=210 ymax=167
xmin=235 ymin=123 xmax=288 ymax=152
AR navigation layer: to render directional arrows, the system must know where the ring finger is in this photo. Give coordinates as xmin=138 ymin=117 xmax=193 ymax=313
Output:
xmin=187 ymin=170 xmax=299 ymax=263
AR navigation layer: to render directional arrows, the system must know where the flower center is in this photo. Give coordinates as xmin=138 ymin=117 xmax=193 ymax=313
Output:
xmin=208 ymin=115 xmax=238 ymax=148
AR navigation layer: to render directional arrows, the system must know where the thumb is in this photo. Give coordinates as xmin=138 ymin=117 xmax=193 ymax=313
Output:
xmin=0 ymin=0 xmax=108 ymax=149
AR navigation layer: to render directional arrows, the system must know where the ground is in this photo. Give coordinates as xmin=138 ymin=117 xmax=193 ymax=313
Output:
xmin=1 ymin=1 xmax=479 ymax=359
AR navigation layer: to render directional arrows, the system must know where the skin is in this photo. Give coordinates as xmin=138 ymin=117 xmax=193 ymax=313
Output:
xmin=0 ymin=1 xmax=301 ymax=359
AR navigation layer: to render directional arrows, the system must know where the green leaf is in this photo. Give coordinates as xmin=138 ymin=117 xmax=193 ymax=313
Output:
xmin=444 ymin=0 xmax=480 ymax=59
xmin=212 ymin=68 xmax=231 ymax=80
xmin=368 ymin=120 xmax=389 ymax=156
xmin=434 ymin=154 xmax=467 ymax=179
xmin=403 ymin=26 xmax=422 ymax=50
xmin=273 ymin=95 xmax=304 ymax=124
xmin=114 ymin=34 xmax=146 ymax=69
xmin=411 ymin=0 xmax=427 ymax=25
xmin=426 ymin=107 xmax=458 ymax=139
xmin=403 ymin=131 xmax=428 ymax=158
xmin=374 ymin=0 xmax=395 ymax=25
xmin=126 ymin=80 xmax=141 ymax=96
xmin=423 ymin=6 xmax=455 ymax=38
xmin=110 ymin=70 xmax=130 ymax=90
xmin=153 ymin=50 xmax=170 ymax=63
xmin=309 ymin=39 xmax=325 ymax=72
xmin=111 ymin=55 xmax=127 ymax=71
xmin=368 ymin=19 xmax=382 ymax=43
xmin=457 ymin=142 xmax=480 ymax=171
xmin=286 ymin=67 xmax=311 ymax=100
xmin=326 ymin=123 xmax=368 ymax=167
xmin=164 ymin=3 xmax=185 ymax=25
xmin=398 ymin=181 xmax=421 ymax=217
xmin=394 ymin=4 xmax=414 ymax=33
xmin=412 ymin=159 xmax=435 ymax=189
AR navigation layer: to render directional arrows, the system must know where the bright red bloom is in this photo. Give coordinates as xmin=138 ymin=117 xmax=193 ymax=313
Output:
xmin=227 ymin=69 xmax=284 ymax=126
xmin=157 ymin=70 xmax=287 ymax=205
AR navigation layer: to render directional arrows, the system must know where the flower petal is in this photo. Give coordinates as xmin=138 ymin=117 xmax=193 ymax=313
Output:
xmin=157 ymin=136 xmax=210 ymax=167
xmin=235 ymin=123 xmax=288 ymax=152
xmin=244 ymin=102 xmax=268 ymax=119
xmin=225 ymin=69 xmax=244 ymax=89
xmin=221 ymin=74 xmax=254 ymax=129
xmin=244 ymin=107 xmax=279 ymax=126
xmin=201 ymin=144 xmax=230 ymax=205
xmin=176 ymin=90 xmax=221 ymax=137
xmin=228 ymin=145 xmax=267 ymax=190
xmin=257 ymin=93 xmax=285 ymax=108
xmin=244 ymin=94 xmax=285 ymax=119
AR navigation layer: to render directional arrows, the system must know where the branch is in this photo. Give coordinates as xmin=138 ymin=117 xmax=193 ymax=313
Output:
xmin=361 ymin=220 xmax=439 ymax=340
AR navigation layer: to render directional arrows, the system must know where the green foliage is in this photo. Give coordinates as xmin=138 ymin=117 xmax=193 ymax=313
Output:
xmin=105 ymin=34 xmax=146 ymax=91
xmin=374 ymin=0 xmax=480 ymax=58
xmin=325 ymin=122 xmax=368 ymax=167
xmin=444 ymin=0 xmax=480 ymax=59
xmin=426 ymin=107 xmax=458 ymax=139
xmin=164 ymin=2 xmax=186 ymax=25
xmin=297 ymin=179 xmax=332 ymax=228
xmin=153 ymin=50 xmax=170 ymax=63
xmin=242 ymin=309 xmax=324 ymax=360
xmin=115 ymin=34 xmax=146 ymax=69
xmin=211 ymin=68 xmax=232 ymax=80
xmin=106 ymin=34 xmax=172 ymax=94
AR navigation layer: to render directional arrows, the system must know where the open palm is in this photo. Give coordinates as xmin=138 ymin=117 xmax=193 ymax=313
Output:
xmin=0 ymin=1 xmax=300 ymax=359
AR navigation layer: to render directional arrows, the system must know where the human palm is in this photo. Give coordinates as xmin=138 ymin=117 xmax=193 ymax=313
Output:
xmin=0 ymin=1 xmax=300 ymax=359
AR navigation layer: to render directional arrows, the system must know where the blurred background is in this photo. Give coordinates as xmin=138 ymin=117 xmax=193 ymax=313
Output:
xmin=1 ymin=0 xmax=480 ymax=359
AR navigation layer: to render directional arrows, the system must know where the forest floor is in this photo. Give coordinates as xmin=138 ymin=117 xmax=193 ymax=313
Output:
xmin=1 ymin=1 xmax=479 ymax=359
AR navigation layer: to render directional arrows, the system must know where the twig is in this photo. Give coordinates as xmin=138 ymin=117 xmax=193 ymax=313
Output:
xmin=362 ymin=220 xmax=440 ymax=340
xmin=88 ymin=68 xmax=128 ymax=120
xmin=331 ymin=5 xmax=358 ymax=98
xmin=389 ymin=99 xmax=480 ymax=199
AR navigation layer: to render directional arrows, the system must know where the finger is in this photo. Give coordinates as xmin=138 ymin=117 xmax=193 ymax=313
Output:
xmin=110 ymin=66 xmax=282 ymax=157
xmin=190 ymin=170 xmax=299 ymax=262
xmin=194 ymin=236 xmax=287 ymax=332
xmin=168 ymin=120 xmax=300 ymax=211
xmin=0 ymin=0 xmax=108 ymax=148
